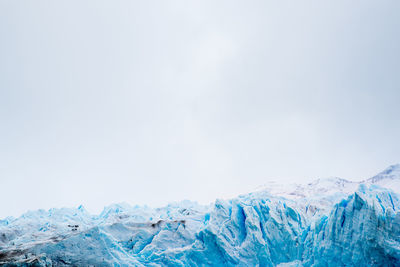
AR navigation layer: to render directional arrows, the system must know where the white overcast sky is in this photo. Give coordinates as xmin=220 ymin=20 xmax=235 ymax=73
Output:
xmin=1 ymin=1 xmax=399 ymax=218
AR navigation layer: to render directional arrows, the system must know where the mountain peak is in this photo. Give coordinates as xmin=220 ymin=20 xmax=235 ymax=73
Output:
xmin=368 ymin=164 xmax=400 ymax=183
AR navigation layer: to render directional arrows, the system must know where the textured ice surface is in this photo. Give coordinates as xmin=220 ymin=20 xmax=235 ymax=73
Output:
xmin=1 ymin=165 xmax=400 ymax=266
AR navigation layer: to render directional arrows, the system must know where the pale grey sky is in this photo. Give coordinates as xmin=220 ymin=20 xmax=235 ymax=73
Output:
xmin=0 ymin=1 xmax=399 ymax=218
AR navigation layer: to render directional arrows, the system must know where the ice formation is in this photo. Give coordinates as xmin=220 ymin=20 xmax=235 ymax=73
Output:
xmin=1 ymin=164 xmax=400 ymax=266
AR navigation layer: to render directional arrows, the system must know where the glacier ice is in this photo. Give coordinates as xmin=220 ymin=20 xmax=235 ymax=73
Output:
xmin=1 ymin=164 xmax=400 ymax=266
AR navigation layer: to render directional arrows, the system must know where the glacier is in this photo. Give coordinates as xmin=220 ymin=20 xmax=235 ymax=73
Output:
xmin=1 ymin=164 xmax=400 ymax=266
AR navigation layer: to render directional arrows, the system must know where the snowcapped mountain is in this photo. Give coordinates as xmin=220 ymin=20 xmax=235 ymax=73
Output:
xmin=1 ymin=165 xmax=400 ymax=266
xmin=365 ymin=163 xmax=400 ymax=190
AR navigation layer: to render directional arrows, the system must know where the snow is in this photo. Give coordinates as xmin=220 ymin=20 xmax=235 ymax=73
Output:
xmin=365 ymin=164 xmax=400 ymax=193
xmin=1 ymin=165 xmax=400 ymax=266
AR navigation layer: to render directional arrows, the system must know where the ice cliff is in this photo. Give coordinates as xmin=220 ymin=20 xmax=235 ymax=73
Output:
xmin=1 ymin=164 xmax=400 ymax=266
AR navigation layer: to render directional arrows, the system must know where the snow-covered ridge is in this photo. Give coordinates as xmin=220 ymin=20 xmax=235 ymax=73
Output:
xmin=253 ymin=164 xmax=400 ymax=218
xmin=1 ymin=164 xmax=400 ymax=266
xmin=257 ymin=164 xmax=400 ymax=198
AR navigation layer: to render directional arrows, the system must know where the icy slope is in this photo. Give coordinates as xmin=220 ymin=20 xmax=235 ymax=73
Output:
xmin=365 ymin=163 xmax=400 ymax=190
xmin=1 ymin=165 xmax=400 ymax=266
